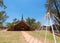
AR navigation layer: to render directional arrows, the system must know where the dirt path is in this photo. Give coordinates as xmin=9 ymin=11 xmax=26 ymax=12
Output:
xmin=21 ymin=31 xmax=42 ymax=43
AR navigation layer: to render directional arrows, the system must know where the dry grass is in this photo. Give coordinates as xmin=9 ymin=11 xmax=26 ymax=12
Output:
xmin=0 ymin=30 xmax=60 ymax=43
xmin=28 ymin=30 xmax=60 ymax=43
xmin=0 ymin=31 xmax=27 ymax=43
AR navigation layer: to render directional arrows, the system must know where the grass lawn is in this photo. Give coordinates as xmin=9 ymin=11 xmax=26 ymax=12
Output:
xmin=28 ymin=30 xmax=60 ymax=43
xmin=0 ymin=31 xmax=27 ymax=43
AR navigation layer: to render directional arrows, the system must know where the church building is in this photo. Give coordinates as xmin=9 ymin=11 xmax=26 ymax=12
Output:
xmin=7 ymin=15 xmax=35 ymax=31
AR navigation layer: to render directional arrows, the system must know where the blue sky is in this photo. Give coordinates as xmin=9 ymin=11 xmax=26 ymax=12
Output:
xmin=4 ymin=0 xmax=47 ymax=23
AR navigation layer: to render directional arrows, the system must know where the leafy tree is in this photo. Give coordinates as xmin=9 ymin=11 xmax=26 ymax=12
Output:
xmin=0 ymin=0 xmax=4 ymax=7
xmin=12 ymin=18 xmax=19 ymax=24
xmin=6 ymin=22 xmax=14 ymax=28
xmin=6 ymin=18 xmax=19 ymax=28
xmin=31 ymin=22 xmax=40 ymax=29
xmin=0 ymin=11 xmax=8 ymax=27
xmin=45 ymin=0 xmax=60 ymax=32
xmin=0 ymin=0 xmax=7 ymax=9
xmin=26 ymin=17 xmax=35 ymax=26
xmin=26 ymin=17 xmax=41 ymax=29
xmin=0 ymin=22 xmax=3 ymax=27
xmin=45 ymin=0 xmax=60 ymax=21
xmin=0 ymin=11 xmax=8 ymax=22
xmin=26 ymin=17 xmax=31 ymax=26
xmin=0 ymin=0 xmax=8 ymax=28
